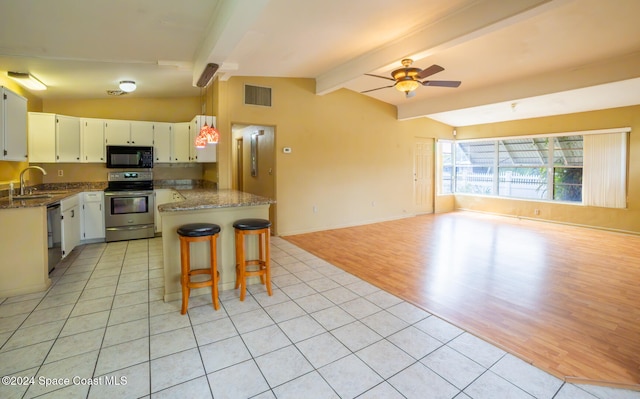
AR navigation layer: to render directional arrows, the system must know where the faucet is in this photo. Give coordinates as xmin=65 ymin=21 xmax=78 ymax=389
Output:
xmin=19 ymin=166 xmax=47 ymax=195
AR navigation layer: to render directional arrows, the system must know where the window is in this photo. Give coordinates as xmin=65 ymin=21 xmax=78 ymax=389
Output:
xmin=437 ymin=129 xmax=628 ymax=208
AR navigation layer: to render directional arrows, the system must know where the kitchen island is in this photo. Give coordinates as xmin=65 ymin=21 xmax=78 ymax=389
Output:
xmin=158 ymin=189 xmax=275 ymax=303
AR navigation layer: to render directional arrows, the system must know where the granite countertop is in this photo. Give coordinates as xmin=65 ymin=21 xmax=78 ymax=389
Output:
xmin=0 ymin=187 xmax=103 ymax=210
xmin=158 ymin=189 xmax=275 ymax=212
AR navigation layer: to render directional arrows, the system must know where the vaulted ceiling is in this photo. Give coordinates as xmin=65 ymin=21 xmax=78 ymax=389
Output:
xmin=1 ymin=0 xmax=639 ymax=126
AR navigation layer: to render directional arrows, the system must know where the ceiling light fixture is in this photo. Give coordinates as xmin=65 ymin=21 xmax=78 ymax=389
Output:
xmin=119 ymin=80 xmax=136 ymax=92
xmin=7 ymin=71 xmax=47 ymax=91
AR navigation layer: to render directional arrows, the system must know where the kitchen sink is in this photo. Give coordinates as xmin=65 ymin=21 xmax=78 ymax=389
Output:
xmin=13 ymin=194 xmax=53 ymax=200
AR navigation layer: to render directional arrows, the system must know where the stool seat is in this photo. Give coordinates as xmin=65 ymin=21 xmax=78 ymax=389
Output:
xmin=233 ymin=218 xmax=272 ymax=230
xmin=178 ymin=223 xmax=221 ymax=237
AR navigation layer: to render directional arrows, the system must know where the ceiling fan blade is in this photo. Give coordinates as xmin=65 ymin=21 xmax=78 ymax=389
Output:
xmin=364 ymin=73 xmax=395 ymax=82
xmin=416 ymin=64 xmax=444 ymax=79
xmin=422 ymin=80 xmax=461 ymax=88
xmin=361 ymin=85 xmax=394 ymax=93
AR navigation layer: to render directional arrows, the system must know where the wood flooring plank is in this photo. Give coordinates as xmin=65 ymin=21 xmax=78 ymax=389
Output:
xmin=284 ymin=211 xmax=640 ymax=389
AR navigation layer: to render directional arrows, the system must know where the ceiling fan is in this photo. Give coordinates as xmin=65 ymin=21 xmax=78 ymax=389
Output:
xmin=362 ymin=59 xmax=461 ymax=98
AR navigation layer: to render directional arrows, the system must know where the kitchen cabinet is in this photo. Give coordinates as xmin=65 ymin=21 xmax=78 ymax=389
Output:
xmin=104 ymin=119 xmax=131 ymax=146
xmin=61 ymin=194 xmax=81 ymax=258
xmin=106 ymin=120 xmax=153 ymax=146
xmin=130 ymin=121 xmax=154 ymax=146
xmin=81 ymin=118 xmax=105 ymax=162
xmin=172 ymin=122 xmax=190 ymax=163
xmin=27 ymin=112 xmax=56 ymax=163
xmin=27 ymin=113 xmax=81 ymax=162
xmin=81 ymin=191 xmax=104 ymax=241
xmin=154 ymin=189 xmax=185 ymax=233
xmin=56 ymin=115 xmax=81 ymax=162
xmin=1 ymin=87 xmax=28 ymax=161
xmin=153 ymin=122 xmax=172 ymax=163
xmin=190 ymin=115 xmax=217 ymax=163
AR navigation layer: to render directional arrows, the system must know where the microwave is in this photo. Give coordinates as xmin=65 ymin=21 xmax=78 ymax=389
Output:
xmin=106 ymin=145 xmax=153 ymax=169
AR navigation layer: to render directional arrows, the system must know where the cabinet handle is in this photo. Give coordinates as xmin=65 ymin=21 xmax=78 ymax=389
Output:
xmin=71 ymin=210 xmax=75 ymax=218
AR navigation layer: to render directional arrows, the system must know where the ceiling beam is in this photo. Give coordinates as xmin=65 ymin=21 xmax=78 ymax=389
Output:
xmin=192 ymin=0 xmax=270 ymax=86
xmin=398 ymin=50 xmax=640 ymax=120
xmin=315 ymin=0 xmax=562 ymax=96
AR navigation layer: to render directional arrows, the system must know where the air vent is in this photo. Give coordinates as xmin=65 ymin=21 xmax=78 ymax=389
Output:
xmin=244 ymin=84 xmax=272 ymax=107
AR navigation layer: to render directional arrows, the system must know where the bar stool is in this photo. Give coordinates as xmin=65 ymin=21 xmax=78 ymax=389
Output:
xmin=233 ymin=218 xmax=272 ymax=301
xmin=177 ymin=223 xmax=221 ymax=314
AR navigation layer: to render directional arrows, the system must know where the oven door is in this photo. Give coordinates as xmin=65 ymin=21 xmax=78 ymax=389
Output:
xmin=104 ymin=191 xmax=155 ymax=228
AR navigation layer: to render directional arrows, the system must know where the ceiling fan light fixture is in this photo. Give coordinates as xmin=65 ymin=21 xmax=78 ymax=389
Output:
xmin=7 ymin=71 xmax=47 ymax=91
xmin=395 ymin=78 xmax=420 ymax=93
xmin=119 ymin=80 xmax=136 ymax=92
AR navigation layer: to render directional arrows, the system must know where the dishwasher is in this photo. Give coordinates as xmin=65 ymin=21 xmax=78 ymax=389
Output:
xmin=47 ymin=203 xmax=62 ymax=273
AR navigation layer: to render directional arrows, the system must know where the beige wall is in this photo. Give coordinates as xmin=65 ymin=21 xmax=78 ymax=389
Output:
xmin=216 ymin=76 xmax=453 ymax=235
xmin=42 ymin=96 xmax=200 ymax=122
xmin=454 ymin=105 xmax=640 ymax=234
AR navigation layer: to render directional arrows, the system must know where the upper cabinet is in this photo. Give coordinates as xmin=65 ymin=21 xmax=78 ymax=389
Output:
xmin=27 ymin=113 xmax=217 ymax=164
xmin=172 ymin=122 xmax=190 ymax=163
xmin=1 ymin=87 xmax=28 ymax=161
xmin=105 ymin=120 xmax=153 ymax=146
xmin=81 ymin=118 xmax=105 ymax=163
xmin=28 ymin=113 xmax=56 ymax=163
xmin=56 ymin=115 xmax=81 ymax=162
xmin=130 ymin=121 xmax=154 ymax=146
xmin=153 ymin=122 xmax=172 ymax=163
xmin=28 ymin=113 xmax=81 ymax=163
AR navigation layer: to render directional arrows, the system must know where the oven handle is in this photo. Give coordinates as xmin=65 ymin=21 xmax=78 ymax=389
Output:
xmin=104 ymin=191 xmax=153 ymax=197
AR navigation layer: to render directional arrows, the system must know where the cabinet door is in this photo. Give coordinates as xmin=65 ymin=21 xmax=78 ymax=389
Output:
xmin=130 ymin=121 xmax=154 ymax=146
xmin=153 ymin=123 xmax=172 ymax=163
xmin=61 ymin=205 xmax=81 ymax=257
xmin=28 ymin=112 xmax=57 ymax=162
xmin=81 ymin=192 xmax=105 ymax=240
xmin=172 ymin=122 xmax=190 ymax=163
xmin=1 ymin=88 xmax=28 ymax=161
xmin=81 ymin=118 xmax=105 ymax=163
xmin=56 ymin=115 xmax=81 ymax=162
xmin=104 ymin=120 xmax=131 ymax=145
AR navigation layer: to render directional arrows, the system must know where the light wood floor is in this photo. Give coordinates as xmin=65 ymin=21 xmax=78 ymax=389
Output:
xmin=284 ymin=211 xmax=640 ymax=389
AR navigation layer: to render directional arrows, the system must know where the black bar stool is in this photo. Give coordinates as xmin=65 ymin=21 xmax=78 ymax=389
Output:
xmin=177 ymin=223 xmax=221 ymax=314
xmin=233 ymin=218 xmax=272 ymax=301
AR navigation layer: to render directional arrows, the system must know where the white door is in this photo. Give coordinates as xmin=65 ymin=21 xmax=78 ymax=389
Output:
xmin=413 ymin=138 xmax=434 ymax=214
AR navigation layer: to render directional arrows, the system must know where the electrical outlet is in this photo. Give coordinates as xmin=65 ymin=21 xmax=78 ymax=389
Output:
xmin=534 ymin=209 xmax=540 ymax=215
xmin=312 ymin=205 xmax=318 ymax=213
xmin=57 ymin=170 xmax=63 ymax=177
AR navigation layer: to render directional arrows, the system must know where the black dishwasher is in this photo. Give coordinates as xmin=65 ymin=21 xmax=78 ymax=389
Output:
xmin=46 ymin=203 xmax=62 ymax=273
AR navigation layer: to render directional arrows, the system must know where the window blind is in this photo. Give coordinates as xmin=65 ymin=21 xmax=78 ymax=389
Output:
xmin=583 ymin=132 xmax=628 ymax=208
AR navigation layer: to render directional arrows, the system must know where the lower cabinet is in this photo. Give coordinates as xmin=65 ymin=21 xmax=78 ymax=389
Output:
xmin=61 ymin=195 xmax=81 ymax=258
xmin=81 ymin=191 xmax=105 ymax=241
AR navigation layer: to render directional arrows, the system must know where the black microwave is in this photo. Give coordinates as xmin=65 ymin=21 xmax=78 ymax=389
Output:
xmin=106 ymin=145 xmax=153 ymax=169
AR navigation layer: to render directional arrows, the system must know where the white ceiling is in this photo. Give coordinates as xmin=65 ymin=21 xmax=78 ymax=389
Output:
xmin=1 ymin=0 xmax=639 ymax=126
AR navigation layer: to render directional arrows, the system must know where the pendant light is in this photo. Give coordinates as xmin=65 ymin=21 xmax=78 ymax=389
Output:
xmin=194 ymin=83 xmax=219 ymax=148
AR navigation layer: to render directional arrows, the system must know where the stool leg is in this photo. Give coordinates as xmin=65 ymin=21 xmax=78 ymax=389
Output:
xmin=258 ymin=232 xmax=266 ymax=285
xmin=237 ymin=230 xmax=247 ymax=301
xmin=210 ymin=234 xmax=220 ymax=310
xmin=180 ymin=238 xmax=190 ymax=315
xmin=264 ymin=231 xmax=272 ymax=296
xmin=234 ymin=229 xmax=241 ymax=290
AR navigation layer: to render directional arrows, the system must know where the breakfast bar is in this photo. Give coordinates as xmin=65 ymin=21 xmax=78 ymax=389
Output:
xmin=158 ymin=189 xmax=275 ymax=302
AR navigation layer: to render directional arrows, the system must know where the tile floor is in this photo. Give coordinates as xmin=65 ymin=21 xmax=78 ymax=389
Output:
xmin=0 ymin=237 xmax=638 ymax=399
